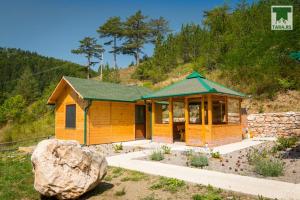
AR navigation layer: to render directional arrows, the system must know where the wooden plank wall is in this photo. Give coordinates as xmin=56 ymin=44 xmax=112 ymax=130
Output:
xmin=55 ymin=86 xmax=85 ymax=144
xmin=210 ymin=124 xmax=242 ymax=146
xmin=88 ymin=101 xmax=135 ymax=144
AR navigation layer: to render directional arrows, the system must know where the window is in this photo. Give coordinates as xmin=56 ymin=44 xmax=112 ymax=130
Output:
xmin=173 ymin=102 xmax=185 ymax=123
xmin=228 ymin=98 xmax=240 ymax=124
xmin=135 ymin=105 xmax=145 ymax=124
xmin=66 ymin=104 xmax=76 ymax=128
xmin=189 ymin=102 xmax=201 ymax=124
xmin=155 ymin=102 xmax=169 ymax=124
xmin=212 ymin=99 xmax=226 ymax=124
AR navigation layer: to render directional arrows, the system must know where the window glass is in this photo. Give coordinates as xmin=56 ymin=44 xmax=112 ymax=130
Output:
xmin=173 ymin=102 xmax=185 ymax=122
xmin=228 ymin=98 xmax=240 ymax=124
xmin=135 ymin=105 xmax=145 ymax=124
xmin=155 ymin=102 xmax=169 ymax=124
xmin=189 ymin=102 xmax=201 ymax=124
xmin=66 ymin=104 xmax=76 ymax=128
xmin=212 ymin=98 xmax=226 ymax=124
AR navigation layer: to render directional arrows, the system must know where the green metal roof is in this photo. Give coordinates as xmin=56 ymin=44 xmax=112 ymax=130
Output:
xmin=143 ymin=72 xmax=245 ymax=99
xmin=64 ymin=76 xmax=152 ymax=102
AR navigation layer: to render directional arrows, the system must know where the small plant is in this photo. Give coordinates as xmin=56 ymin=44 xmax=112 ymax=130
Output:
xmin=277 ymin=136 xmax=298 ymax=150
xmin=254 ymin=157 xmax=284 ymax=177
xmin=161 ymin=145 xmax=171 ymax=154
xmin=247 ymin=148 xmax=268 ymax=165
xmin=113 ymin=143 xmax=123 ymax=152
xmin=190 ymin=155 xmax=209 ymax=168
xmin=114 ymin=187 xmax=126 ymax=196
xmin=192 ymin=185 xmax=222 ymax=200
xmin=140 ymin=193 xmax=158 ymax=200
xmin=185 ymin=149 xmax=194 ymax=157
xmin=150 ymin=177 xmax=185 ymax=193
xmin=112 ymin=167 xmax=124 ymax=177
xmin=150 ymin=150 xmax=164 ymax=161
xmin=211 ymin=151 xmax=221 ymax=159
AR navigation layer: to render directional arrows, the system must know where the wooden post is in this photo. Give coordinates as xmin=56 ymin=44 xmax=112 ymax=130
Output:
xmin=239 ymin=98 xmax=242 ymax=124
xmin=151 ymin=100 xmax=155 ymax=138
xmin=169 ymin=98 xmax=173 ymax=143
xmin=201 ymin=96 xmax=205 ymax=126
xmin=184 ymin=97 xmax=189 ymax=143
xmin=206 ymin=94 xmax=212 ymax=145
xmin=225 ymin=96 xmax=228 ymax=124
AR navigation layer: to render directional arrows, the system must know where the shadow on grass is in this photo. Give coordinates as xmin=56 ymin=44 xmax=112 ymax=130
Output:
xmin=79 ymin=182 xmax=114 ymax=199
xmin=40 ymin=182 xmax=114 ymax=200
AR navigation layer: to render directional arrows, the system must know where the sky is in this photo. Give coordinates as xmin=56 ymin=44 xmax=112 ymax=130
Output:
xmin=0 ymin=0 xmax=250 ymax=69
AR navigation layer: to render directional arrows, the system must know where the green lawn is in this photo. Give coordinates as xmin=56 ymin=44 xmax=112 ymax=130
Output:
xmin=0 ymin=152 xmax=39 ymax=200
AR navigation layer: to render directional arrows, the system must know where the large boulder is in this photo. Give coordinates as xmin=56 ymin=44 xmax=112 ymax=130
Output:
xmin=31 ymin=139 xmax=107 ymax=199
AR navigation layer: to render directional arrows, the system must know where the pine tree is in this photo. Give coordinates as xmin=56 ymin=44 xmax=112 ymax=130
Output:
xmin=149 ymin=16 xmax=170 ymax=43
xmin=71 ymin=37 xmax=104 ymax=79
xmin=122 ymin=10 xmax=151 ymax=66
xmin=15 ymin=67 xmax=40 ymax=103
xmin=97 ymin=17 xmax=123 ymax=68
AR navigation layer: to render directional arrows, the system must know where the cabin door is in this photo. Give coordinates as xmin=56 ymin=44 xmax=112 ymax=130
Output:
xmin=135 ymin=105 xmax=146 ymax=139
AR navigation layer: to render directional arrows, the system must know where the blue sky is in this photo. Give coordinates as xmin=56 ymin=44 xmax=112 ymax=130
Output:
xmin=0 ymin=0 xmax=250 ymax=69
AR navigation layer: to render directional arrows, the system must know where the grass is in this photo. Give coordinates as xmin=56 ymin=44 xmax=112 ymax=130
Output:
xmin=192 ymin=185 xmax=223 ymax=200
xmin=161 ymin=145 xmax=171 ymax=154
xmin=190 ymin=155 xmax=209 ymax=168
xmin=150 ymin=150 xmax=164 ymax=161
xmin=114 ymin=187 xmax=126 ymax=196
xmin=113 ymin=143 xmax=123 ymax=153
xmin=112 ymin=167 xmax=124 ymax=178
xmin=150 ymin=177 xmax=185 ymax=193
xmin=121 ymin=170 xmax=148 ymax=182
xmin=0 ymin=152 xmax=39 ymax=200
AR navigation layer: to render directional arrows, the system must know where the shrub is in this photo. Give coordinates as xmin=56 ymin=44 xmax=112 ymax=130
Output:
xmin=192 ymin=185 xmax=222 ymax=200
xmin=150 ymin=177 xmax=185 ymax=193
xmin=150 ymin=150 xmax=164 ymax=161
xmin=161 ymin=145 xmax=171 ymax=154
xmin=254 ymin=158 xmax=283 ymax=177
xmin=190 ymin=155 xmax=209 ymax=168
xmin=113 ymin=143 xmax=123 ymax=152
xmin=114 ymin=187 xmax=126 ymax=196
xmin=277 ymin=136 xmax=298 ymax=150
xmin=211 ymin=151 xmax=221 ymax=159
xmin=247 ymin=148 xmax=268 ymax=165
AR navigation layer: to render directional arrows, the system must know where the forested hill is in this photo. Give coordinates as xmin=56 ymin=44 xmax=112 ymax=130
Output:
xmin=133 ymin=0 xmax=300 ymax=97
xmin=0 ymin=47 xmax=92 ymax=104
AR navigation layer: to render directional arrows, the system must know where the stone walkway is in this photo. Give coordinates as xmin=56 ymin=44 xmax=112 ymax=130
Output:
xmin=108 ymin=138 xmax=300 ymax=200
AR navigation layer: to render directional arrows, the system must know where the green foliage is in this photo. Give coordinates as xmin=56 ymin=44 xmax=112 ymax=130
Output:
xmin=190 ymin=155 xmax=209 ymax=168
xmin=133 ymin=0 xmax=300 ymax=96
xmin=102 ymin=64 xmax=121 ymax=83
xmin=211 ymin=151 xmax=221 ymax=159
xmin=0 ymin=153 xmax=39 ymax=200
xmin=0 ymin=95 xmax=26 ymax=123
xmin=71 ymin=37 xmax=104 ymax=79
xmin=113 ymin=143 xmax=123 ymax=152
xmin=150 ymin=150 xmax=164 ymax=161
xmin=192 ymin=185 xmax=222 ymax=200
xmin=276 ymin=136 xmax=298 ymax=150
xmin=254 ymin=158 xmax=284 ymax=177
xmin=114 ymin=187 xmax=126 ymax=196
xmin=150 ymin=177 xmax=185 ymax=193
xmin=161 ymin=145 xmax=171 ymax=154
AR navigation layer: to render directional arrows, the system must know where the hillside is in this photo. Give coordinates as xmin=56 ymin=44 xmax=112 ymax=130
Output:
xmin=0 ymin=48 xmax=95 ymax=142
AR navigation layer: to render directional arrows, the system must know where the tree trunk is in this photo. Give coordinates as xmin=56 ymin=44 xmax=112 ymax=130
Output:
xmin=113 ymin=37 xmax=117 ymax=69
xmin=136 ymin=48 xmax=140 ymax=66
xmin=87 ymin=56 xmax=91 ymax=79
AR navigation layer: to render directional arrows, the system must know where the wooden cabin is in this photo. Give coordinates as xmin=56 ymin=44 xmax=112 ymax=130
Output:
xmin=48 ymin=72 xmax=245 ymax=146
xmin=47 ymin=76 xmax=152 ymax=145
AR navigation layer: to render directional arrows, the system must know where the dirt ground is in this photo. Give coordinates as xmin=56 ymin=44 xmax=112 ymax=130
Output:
xmin=140 ymin=141 xmax=300 ymax=184
xmin=80 ymin=167 xmax=259 ymax=200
